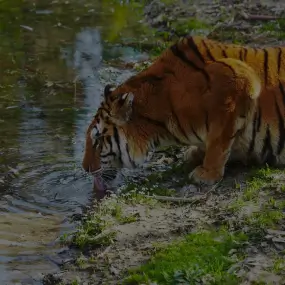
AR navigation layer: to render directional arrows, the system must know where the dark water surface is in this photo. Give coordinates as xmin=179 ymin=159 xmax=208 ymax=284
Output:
xmin=0 ymin=1 xmax=149 ymax=283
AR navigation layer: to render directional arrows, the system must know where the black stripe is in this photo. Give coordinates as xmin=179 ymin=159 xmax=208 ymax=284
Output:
xmin=106 ymin=136 xmax=113 ymax=152
xmin=261 ymin=125 xmax=276 ymax=165
xmin=101 ymin=136 xmax=116 ymax=157
xmin=279 ymin=80 xmax=285 ymax=107
xmin=248 ymin=111 xmax=257 ymax=154
xmin=102 ymin=136 xmax=108 ymax=149
xmin=187 ymin=37 xmax=205 ymax=63
xmin=113 ymin=127 xmax=123 ymax=164
xmin=98 ymin=107 xmax=111 ymax=116
xmin=95 ymin=115 xmax=100 ymax=124
xmin=170 ymin=44 xmax=210 ymax=82
xmin=261 ymin=126 xmax=270 ymax=157
xmin=202 ymin=40 xmax=215 ymax=61
xmin=140 ymin=114 xmax=189 ymax=146
xmin=277 ymin=47 xmax=282 ymax=75
xmin=105 ymin=100 xmax=111 ymax=108
xmin=239 ymin=48 xmax=243 ymax=61
xmin=153 ymin=137 xmax=160 ymax=148
xmin=222 ymin=49 xmax=228 ymax=58
xmin=93 ymin=140 xmax=99 ymax=149
xmin=244 ymin=49 xmax=248 ymax=62
xmin=205 ymin=111 xmax=209 ymax=132
xmin=256 ymin=106 xmax=262 ymax=132
xmin=217 ymin=44 xmax=226 ymax=58
xmin=263 ymin=48 xmax=268 ymax=85
xmin=172 ymin=112 xmax=189 ymax=142
xmin=230 ymin=129 xmax=242 ymax=139
xmin=191 ymin=125 xmax=203 ymax=142
xmin=126 ymin=143 xmax=136 ymax=167
xmin=275 ymin=98 xmax=285 ymax=155
xmin=216 ymin=60 xmax=236 ymax=76
xmin=101 ymin=152 xmax=116 ymax=158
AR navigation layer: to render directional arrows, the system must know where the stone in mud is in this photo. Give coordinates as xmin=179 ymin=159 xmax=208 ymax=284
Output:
xmin=42 ymin=273 xmax=62 ymax=285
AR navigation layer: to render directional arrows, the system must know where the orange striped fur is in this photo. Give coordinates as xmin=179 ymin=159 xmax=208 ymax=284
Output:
xmin=83 ymin=36 xmax=285 ymax=186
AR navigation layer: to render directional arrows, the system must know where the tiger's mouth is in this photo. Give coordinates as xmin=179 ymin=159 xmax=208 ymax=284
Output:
xmin=92 ymin=168 xmax=107 ymax=193
xmin=92 ymin=168 xmax=118 ymax=194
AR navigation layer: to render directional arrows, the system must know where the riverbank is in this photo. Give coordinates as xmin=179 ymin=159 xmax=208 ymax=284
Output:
xmin=44 ymin=1 xmax=285 ymax=284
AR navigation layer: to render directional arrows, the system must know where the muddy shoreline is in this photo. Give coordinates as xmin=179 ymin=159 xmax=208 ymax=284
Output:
xmin=43 ymin=1 xmax=285 ymax=284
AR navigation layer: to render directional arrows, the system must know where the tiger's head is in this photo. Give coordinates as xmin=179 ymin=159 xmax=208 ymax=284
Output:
xmin=82 ymin=83 xmax=142 ymax=192
xmin=82 ymin=77 xmax=174 ymax=194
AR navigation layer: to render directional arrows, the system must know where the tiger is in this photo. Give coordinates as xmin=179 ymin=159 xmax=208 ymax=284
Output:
xmin=82 ymin=35 xmax=285 ymax=192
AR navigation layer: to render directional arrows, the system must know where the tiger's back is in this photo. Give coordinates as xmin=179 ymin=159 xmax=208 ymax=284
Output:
xmin=161 ymin=36 xmax=285 ymax=88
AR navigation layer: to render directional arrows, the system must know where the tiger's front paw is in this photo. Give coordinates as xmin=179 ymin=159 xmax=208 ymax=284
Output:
xmin=189 ymin=166 xmax=223 ymax=186
xmin=183 ymin=146 xmax=204 ymax=168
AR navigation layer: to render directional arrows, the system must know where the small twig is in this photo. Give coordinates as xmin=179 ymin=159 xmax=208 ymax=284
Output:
xmin=98 ymin=245 xmax=112 ymax=258
xmin=146 ymin=194 xmax=206 ymax=203
xmin=240 ymin=12 xmax=280 ymax=21
xmin=203 ymin=178 xmax=223 ymax=195
xmin=146 ymin=179 xmax=222 ymax=204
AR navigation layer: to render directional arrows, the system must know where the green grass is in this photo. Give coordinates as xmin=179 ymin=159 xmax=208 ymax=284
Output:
xmin=171 ymin=18 xmax=210 ymax=36
xmin=110 ymin=203 xmax=139 ymax=224
xmin=124 ymin=229 xmax=248 ymax=285
xmin=72 ymin=214 xmax=116 ymax=249
xmin=258 ymin=18 xmax=285 ymax=40
xmin=65 ymin=192 xmax=159 ymax=250
xmin=228 ymin=166 xmax=285 ymax=239
xmin=230 ymin=167 xmax=276 ymax=210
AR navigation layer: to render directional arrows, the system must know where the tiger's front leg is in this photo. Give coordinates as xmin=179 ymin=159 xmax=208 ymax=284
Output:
xmin=183 ymin=145 xmax=205 ymax=168
xmin=188 ymin=58 xmax=260 ymax=186
xmin=189 ymin=111 xmax=241 ymax=186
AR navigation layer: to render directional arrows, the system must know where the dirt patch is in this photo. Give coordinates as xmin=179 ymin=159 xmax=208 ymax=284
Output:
xmin=48 ymin=149 xmax=285 ymax=284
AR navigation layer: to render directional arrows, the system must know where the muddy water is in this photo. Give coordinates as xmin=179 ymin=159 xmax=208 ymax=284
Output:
xmin=0 ymin=1 xmax=149 ymax=283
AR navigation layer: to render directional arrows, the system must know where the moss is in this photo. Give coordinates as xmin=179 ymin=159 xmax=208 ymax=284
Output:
xmin=258 ymin=18 xmax=285 ymax=40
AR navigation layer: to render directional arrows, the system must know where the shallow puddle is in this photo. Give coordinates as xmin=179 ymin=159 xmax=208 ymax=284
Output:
xmin=0 ymin=0 xmax=149 ymax=283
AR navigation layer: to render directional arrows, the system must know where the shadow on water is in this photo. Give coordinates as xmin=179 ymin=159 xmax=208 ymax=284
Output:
xmin=0 ymin=0 xmax=151 ymax=283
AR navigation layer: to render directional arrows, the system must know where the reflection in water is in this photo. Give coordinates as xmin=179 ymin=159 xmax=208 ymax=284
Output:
xmin=0 ymin=0 xmax=148 ymax=283
xmin=0 ymin=212 xmax=67 ymax=283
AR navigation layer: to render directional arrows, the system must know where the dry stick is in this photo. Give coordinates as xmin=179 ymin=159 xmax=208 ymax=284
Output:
xmin=240 ymin=12 xmax=280 ymax=21
xmin=145 ymin=195 xmax=205 ymax=203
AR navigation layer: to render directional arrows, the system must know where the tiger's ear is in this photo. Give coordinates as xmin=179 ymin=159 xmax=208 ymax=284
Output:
xmin=114 ymin=92 xmax=134 ymax=123
xmin=104 ymin=84 xmax=116 ymax=99
xmin=120 ymin=92 xmax=134 ymax=108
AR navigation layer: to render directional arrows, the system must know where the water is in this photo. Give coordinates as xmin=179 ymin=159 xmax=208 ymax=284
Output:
xmin=0 ymin=1 xmax=150 ymax=283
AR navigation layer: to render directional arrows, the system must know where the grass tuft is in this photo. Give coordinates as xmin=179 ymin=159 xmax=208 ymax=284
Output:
xmin=124 ymin=229 xmax=248 ymax=285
